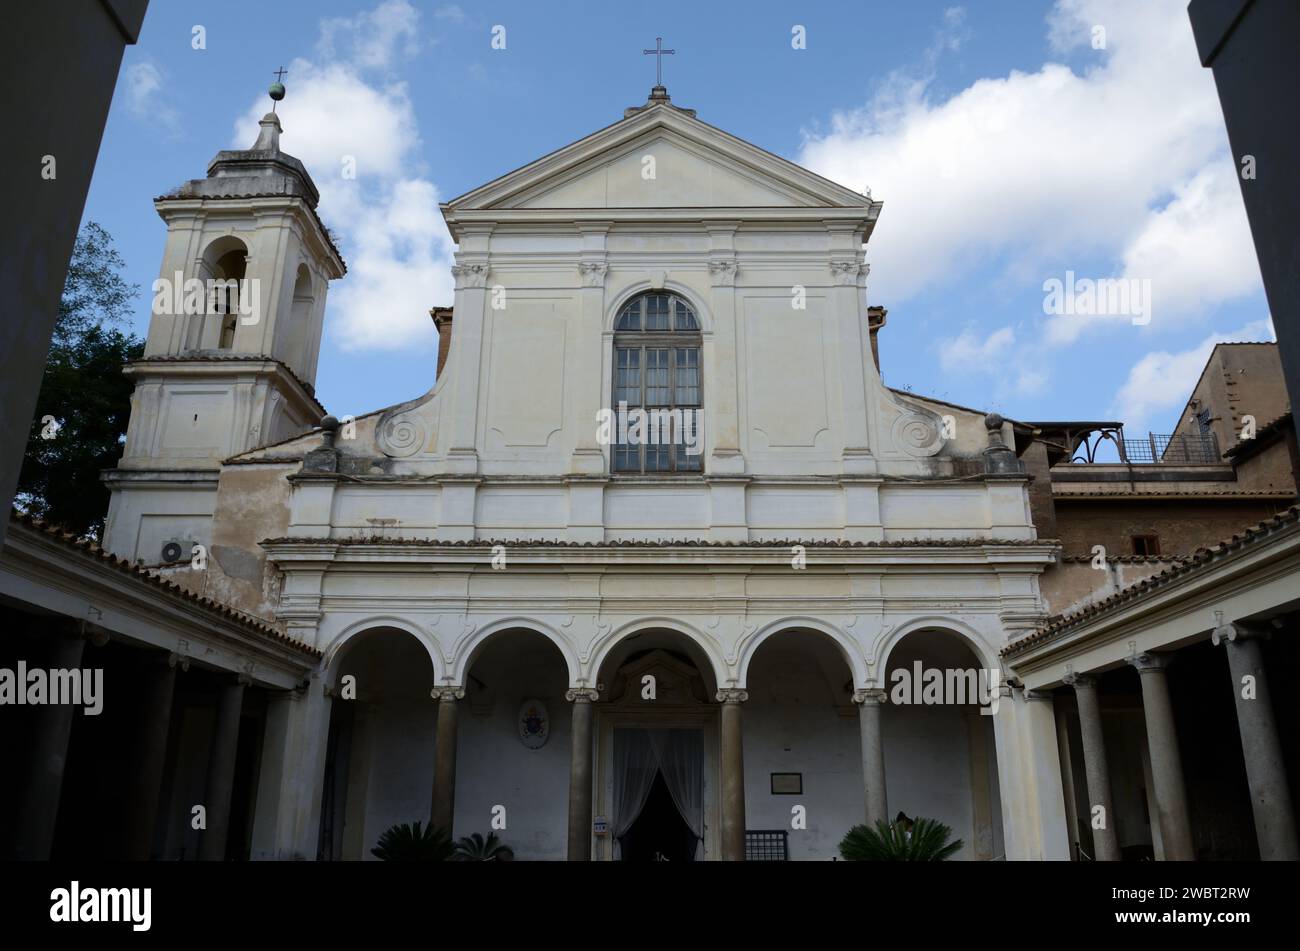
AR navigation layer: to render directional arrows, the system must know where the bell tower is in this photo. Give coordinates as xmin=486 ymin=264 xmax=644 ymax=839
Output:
xmin=103 ymin=77 xmax=346 ymax=565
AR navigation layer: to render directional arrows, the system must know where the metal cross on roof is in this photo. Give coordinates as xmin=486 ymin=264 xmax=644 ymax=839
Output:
xmin=273 ymin=66 xmax=288 ymax=82
xmin=643 ymin=37 xmax=674 ymax=87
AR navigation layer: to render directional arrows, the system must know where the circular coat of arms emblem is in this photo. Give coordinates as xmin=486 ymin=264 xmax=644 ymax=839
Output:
xmin=518 ymin=699 xmax=549 ymax=749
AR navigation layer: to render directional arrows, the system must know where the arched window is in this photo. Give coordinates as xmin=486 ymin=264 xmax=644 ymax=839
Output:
xmin=196 ymin=237 xmax=248 ymax=351
xmin=212 ymin=249 xmax=245 ymax=349
xmin=612 ymin=292 xmax=703 ymax=473
xmin=283 ymin=263 xmax=315 ymax=370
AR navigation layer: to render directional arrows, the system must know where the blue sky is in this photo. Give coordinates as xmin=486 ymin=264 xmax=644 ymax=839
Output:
xmin=85 ymin=0 xmax=1273 ymax=437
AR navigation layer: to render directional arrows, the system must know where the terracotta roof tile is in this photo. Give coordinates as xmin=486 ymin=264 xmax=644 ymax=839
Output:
xmin=1224 ymin=411 xmax=1293 ymax=458
xmin=1052 ymin=489 xmax=1292 ymax=499
xmin=7 ymin=511 xmax=320 ymax=658
xmin=1057 ymin=554 xmax=1188 ymax=565
xmin=1003 ymin=505 xmax=1300 ymax=657
xmin=262 ymin=535 xmax=1056 ymax=550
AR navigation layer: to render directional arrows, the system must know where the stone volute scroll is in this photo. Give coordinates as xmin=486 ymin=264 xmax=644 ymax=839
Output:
xmin=377 ymin=408 xmax=430 ymax=458
xmin=890 ymin=411 xmax=946 ymax=458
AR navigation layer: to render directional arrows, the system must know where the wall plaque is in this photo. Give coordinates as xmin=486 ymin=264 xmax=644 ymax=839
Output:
xmin=518 ymin=699 xmax=549 ymax=749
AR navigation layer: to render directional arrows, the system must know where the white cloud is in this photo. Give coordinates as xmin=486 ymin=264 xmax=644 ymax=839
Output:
xmin=939 ymin=325 xmax=1015 ymax=371
xmin=122 ymin=60 xmax=181 ymax=134
xmin=231 ymin=0 xmax=454 ymax=352
xmin=799 ymin=0 xmax=1258 ymax=337
xmin=937 ymin=325 xmax=1046 ymax=396
xmin=1117 ymin=164 xmax=1261 ymax=318
xmin=234 ymin=64 xmax=420 ymax=181
xmin=326 ymin=180 xmax=454 ymax=350
xmin=434 ymin=4 xmax=467 ymax=24
xmin=318 ymin=0 xmax=421 ymax=71
xmin=1109 ymin=318 xmax=1276 ymax=430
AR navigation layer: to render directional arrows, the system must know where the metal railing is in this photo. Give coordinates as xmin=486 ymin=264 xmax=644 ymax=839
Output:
xmin=1119 ymin=433 xmax=1220 ymax=464
xmin=745 ymin=830 xmax=789 ymax=861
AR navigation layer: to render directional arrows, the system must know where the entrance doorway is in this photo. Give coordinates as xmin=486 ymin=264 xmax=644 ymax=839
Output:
xmin=620 ymin=772 xmax=696 ymax=861
xmin=611 ymin=727 xmax=704 ymax=862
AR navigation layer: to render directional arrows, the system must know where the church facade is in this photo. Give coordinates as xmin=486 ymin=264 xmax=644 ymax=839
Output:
xmin=85 ymin=85 xmax=1075 ymax=861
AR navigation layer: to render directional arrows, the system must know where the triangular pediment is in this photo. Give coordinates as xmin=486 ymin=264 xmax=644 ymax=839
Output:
xmin=443 ymin=101 xmax=874 ymax=231
xmin=512 ymin=130 xmax=809 ymax=209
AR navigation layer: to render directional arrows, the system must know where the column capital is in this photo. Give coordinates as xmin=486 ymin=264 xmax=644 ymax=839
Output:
xmin=853 ymin=688 xmax=888 ymax=705
xmin=430 ymin=686 xmax=465 ymax=702
xmin=1127 ymin=652 xmax=1170 ymax=673
xmin=565 ymin=687 xmax=600 ymax=703
xmin=716 ymin=688 xmax=748 ymax=704
xmin=1212 ymin=619 xmax=1271 ymax=647
xmin=1062 ymin=670 xmax=1096 ymax=689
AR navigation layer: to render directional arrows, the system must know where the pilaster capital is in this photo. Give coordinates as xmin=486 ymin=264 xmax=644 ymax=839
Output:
xmin=578 ymin=262 xmax=608 ymax=288
xmin=830 ymin=260 xmax=869 ymax=287
xmin=565 ymin=687 xmax=600 ymax=703
xmin=852 ymin=688 xmax=889 ymax=706
xmin=450 ymin=263 xmax=489 ymax=290
xmin=430 ymin=686 xmax=466 ymax=702
xmin=715 ymin=688 xmax=749 ymax=704
xmin=708 ymin=259 xmax=738 ymax=287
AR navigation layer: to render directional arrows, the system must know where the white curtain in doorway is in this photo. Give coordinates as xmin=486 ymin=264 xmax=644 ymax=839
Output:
xmin=611 ymin=729 xmax=659 ymax=851
xmin=651 ymin=728 xmax=704 ymax=857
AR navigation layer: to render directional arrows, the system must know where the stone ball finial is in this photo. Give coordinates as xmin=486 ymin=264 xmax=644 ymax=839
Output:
xmin=320 ymin=414 xmax=340 ymax=432
xmin=984 ymin=412 xmax=1004 ymax=431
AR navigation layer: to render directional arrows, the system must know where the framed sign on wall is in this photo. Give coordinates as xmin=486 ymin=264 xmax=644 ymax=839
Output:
xmin=770 ymin=772 xmax=802 ymax=795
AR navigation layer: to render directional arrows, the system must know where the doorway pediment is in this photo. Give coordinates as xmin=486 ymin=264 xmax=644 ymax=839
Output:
xmin=606 ymin=649 xmax=710 ymax=707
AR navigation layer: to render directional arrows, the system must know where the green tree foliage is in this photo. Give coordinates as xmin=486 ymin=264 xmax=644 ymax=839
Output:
xmin=838 ymin=817 xmax=964 ymax=861
xmin=17 ymin=222 xmax=142 ymax=539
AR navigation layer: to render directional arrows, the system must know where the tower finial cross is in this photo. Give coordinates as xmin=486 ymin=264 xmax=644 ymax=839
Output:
xmin=643 ymin=37 xmax=674 ymax=88
xmin=273 ymin=66 xmax=289 ymax=83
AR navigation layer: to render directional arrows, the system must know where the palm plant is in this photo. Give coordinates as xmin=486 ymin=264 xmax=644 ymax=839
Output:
xmin=453 ymin=831 xmax=514 ymax=862
xmin=371 ymin=821 xmax=454 ymax=861
xmin=839 ymin=817 xmax=963 ymax=861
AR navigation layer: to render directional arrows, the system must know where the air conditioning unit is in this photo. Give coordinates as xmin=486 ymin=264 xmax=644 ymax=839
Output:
xmin=160 ymin=540 xmax=188 ymax=564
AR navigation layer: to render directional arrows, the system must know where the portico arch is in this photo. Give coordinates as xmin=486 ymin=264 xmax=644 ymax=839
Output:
xmin=322 ymin=617 xmax=442 ymax=689
xmin=735 ymin=617 xmax=868 ymax=689
xmin=589 ymin=618 xmax=728 ymax=693
xmin=880 ymin=624 xmax=1005 ymax=861
xmin=318 ymin=622 xmax=440 ymax=861
xmin=588 ymin=623 xmax=726 ymax=862
xmin=874 ymin=616 xmax=1001 ymax=684
xmin=740 ymin=622 xmax=864 ymax=859
xmin=451 ymin=617 xmax=581 ymax=687
xmin=451 ymin=624 xmax=575 ymax=858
